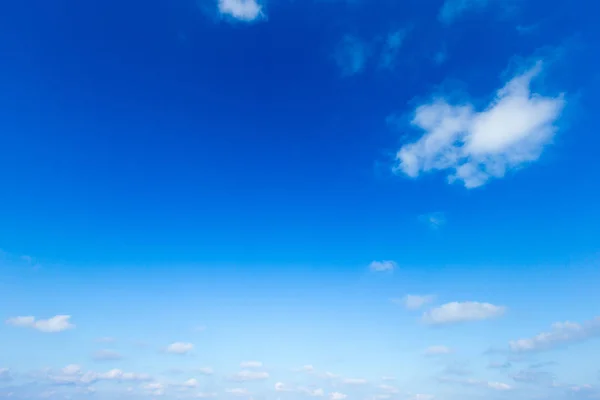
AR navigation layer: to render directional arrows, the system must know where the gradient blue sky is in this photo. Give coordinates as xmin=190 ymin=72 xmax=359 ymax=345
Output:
xmin=1 ymin=0 xmax=600 ymax=399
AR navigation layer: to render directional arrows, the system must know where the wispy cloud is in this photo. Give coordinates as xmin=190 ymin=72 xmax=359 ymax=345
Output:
xmin=231 ymin=370 xmax=269 ymax=381
xmin=423 ymin=302 xmax=506 ymax=325
xmin=392 ymin=294 xmax=435 ymax=310
xmin=92 ymin=350 xmax=122 ymax=361
xmin=165 ymin=342 xmax=194 ymax=355
xmin=424 ymin=345 xmax=453 ymax=356
xmin=418 ymin=213 xmax=446 ymax=229
xmin=439 ymin=0 xmax=491 ymax=23
xmin=393 ymin=62 xmax=564 ymax=188
xmin=334 ymin=35 xmax=370 ymax=77
xmin=379 ymin=29 xmax=407 ymax=69
xmin=509 ymin=317 xmax=600 ymax=353
xmin=5 ymin=315 xmax=75 ymax=333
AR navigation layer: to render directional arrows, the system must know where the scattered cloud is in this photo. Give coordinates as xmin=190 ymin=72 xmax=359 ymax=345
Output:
xmin=439 ymin=0 xmax=490 ymax=23
xmin=330 ymin=392 xmax=347 ymax=400
xmin=393 ymin=62 xmax=565 ymax=188
xmin=218 ymin=0 xmax=264 ymax=22
xmin=509 ymin=317 xmax=600 ymax=353
xmin=5 ymin=315 xmax=75 ymax=333
xmin=393 ymin=294 xmax=435 ymax=310
xmin=438 ymin=376 xmax=512 ymax=391
xmin=165 ymin=342 xmax=194 ymax=354
xmin=49 ymin=364 xmax=151 ymax=385
xmin=423 ymin=302 xmax=506 ymax=325
xmin=240 ymin=361 xmax=263 ymax=368
xmin=334 ymin=35 xmax=369 ymax=77
xmin=381 ymin=376 xmax=396 ymax=382
xmin=418 ymin=213 xmax=446 ymax=229
xmin=0 ymin=368 xmax=11 ymax=382
xmin=275 ymin=382 xmax=292 ymax=392
xmin=294 ymin=365 xmax=315 ymax=373
xmin=226 ymin=388 xmax=250 ymax=396
xmin=369 ymin=260 xmax=397 ymax=272
xmin=342 ymin=378 xmax=368 ymax=385
xmin=231 ymin=370 xmax=269 ymax=381
xmin=379 ymin=29 xmax=407 ymax=69
xmin=378 ymin=385 xmax=399 ymax=394
xmin=510 ymin=368 xmax=555 ymax=384
xmin=424 ymin=345 xmax=452 ymax=356
xmin=488 ymin=361 xmax=512 ymax=369
xmin=92 ymin=350 xmax=122 ymax=361
xmin=298 ymin=387 xmax=325 ymax=397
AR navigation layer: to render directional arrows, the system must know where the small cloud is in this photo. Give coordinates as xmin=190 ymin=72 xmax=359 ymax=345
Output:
xmin=92 ymin=350 xmax=122 ymax=361
xmin=0 ymin=368 xmax=12 ymax=382
xmin=6 ymin=315 xmax=75 ymax=333
xmin=392 ymin=294 xmax=435 ymax=310
xmin=488 ymin=361 xmax=512 ymax=369
xmin=381 ymin=376 xmax=396 ymax=382
xmin=509 ymin=317 xmax=600 ymax=353
xmin=439 ymin=0 xmax=491 ymax=23
xmin=423 ymin=302 xmax=506 ymax=325
xmin=298 ymin=387 xmax=325 ymax=397
xmin=334 ymin=35 xmax=369 ymax=77
xmin=294 ymin=365 xmax=315 ymax=373
xmin=418 ymin=213 xmax=446 ymax=229
xmin=218 ymin=0 xmax=264 ymax=22
xmin=197 ymin=367 xmax=215 ymax=375
xmin=438 ymin=376 xmax=511 ymax=391
xmin=342 ymin=378 xmax=368 ymax=385
xmin=226 ymin=388 xmax=250 ymax=396
xmin=330 ymin=392 xmax=347 ymax=400
xmin=392 ymin=61 xmax=564 ymax=188
xmin=231 ymin=370 xmax=269 ymax=381
xmin=240 ymin=361 xmax=262 ymax=368
xmin=275 ymin=382 xmax=293 ymax=392
xmin=379 ymin=29 xmax=407 ymax=69
xmin=510 ymin=368 xmax=554 ymax=384
xmin=369 ymin=260 xmax=397 ymax=272
xmin=378 ymin=384 xmax=399 ymax=394
xmin=424 ymin=345 xmax=452 ymax=356
xmin=166 ymin=342 xmax=194 ymax=354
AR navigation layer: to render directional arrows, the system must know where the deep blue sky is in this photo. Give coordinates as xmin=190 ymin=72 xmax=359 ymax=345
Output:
xmin=1 ymin=0 xmax=599 ymax=399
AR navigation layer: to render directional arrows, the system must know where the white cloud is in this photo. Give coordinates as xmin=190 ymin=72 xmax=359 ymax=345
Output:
xmin=226 ymin=388 xmax=250 ymax=396
xmin=423 ymin=301 xmax=506 ymax=325
xmin=424 ymin=345 xmax=452 ymax=356
xmin=439 ymin=0 xmax=490 ymax=23
xmin=92 ymin=349 xmax=122 ymax=361
xmin=231 ymin=370 xmax=269 ymax=381
xmin=381 ymin=376 xmax=396 ymax=382
xmin=240 ymin=361 xmax=263 ymax=368
xmin=393 ymin=62 xmax=564 ymax=188
xmin=342 ymin=378 xmax=368 ymax=385
xmin=330 ymin=392 xmax=347 ymax=400
xmin=218 ymin=0 xmax=264 ymax=22
xmin=369 ymin=260 xmax=397 ymax=272
xmin=378 ymin=385 xmax=399 ymax=394
xmin=275 ymin=382 xmax=289 ymax=392
xmin=166 ymin=342 xmax=194 ymax=354
xmin=6 ymin=315 xmax=75 ymax=333
xmin=183 ymin=378 xmax=200 ymax=388
xmin=334 ymin=35 xmax=369 ymax=77
xmin=509 ymin=317 xmax=600 ymax=353
xmin=393 ymin=294 xmax=435 ymax=310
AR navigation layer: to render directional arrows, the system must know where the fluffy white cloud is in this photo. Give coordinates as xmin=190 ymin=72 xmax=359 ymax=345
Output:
xmin=240 ymin=361 xmax=262 ymax=368
xmin=218 ymin=0 xmax=264 ymax=21
xmin=369 ymin=260 xmax=397 ymax=272
xmin=231 ymin=370 xmax=269 ymax=381
xmin=92 ymin=349 xmax=122 ymax=361
xmin=509 ymin=317 xmax=600 ymax=353
xmin=330 ymin=392 xmax=347 ymax=400
xmin=393 ymin=294 xmax=435 ymax=310
xmin=166 ymin=342 xmax=194 ymax=354
xmin=424 ymin=345 xmax=452 ymax=356
xmin=393 ymin=62 xmax=564 ymax=188
xmin=423 ymin=302 xmax=506 ymax=325
xmin=5 ymin=315 xmax=75 ymax=333
xmin=438 ymin=0 xmax=490 ymax=23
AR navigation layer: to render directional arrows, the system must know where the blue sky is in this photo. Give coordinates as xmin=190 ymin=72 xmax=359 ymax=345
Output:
xmin=1 ymin=0 xmax=599 ymax=399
